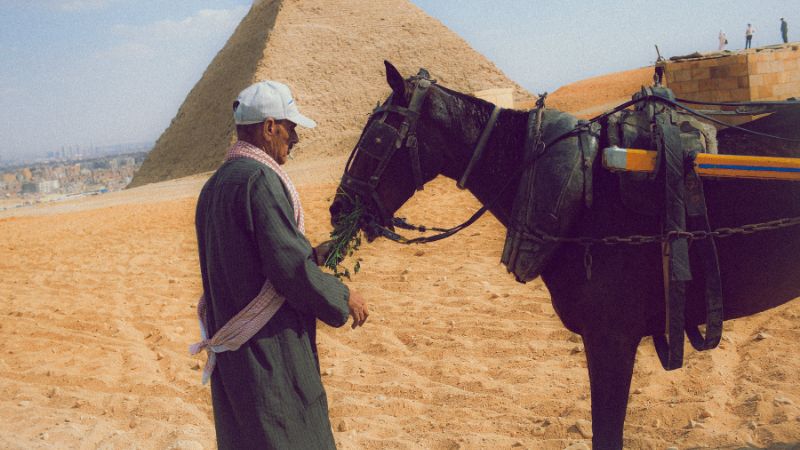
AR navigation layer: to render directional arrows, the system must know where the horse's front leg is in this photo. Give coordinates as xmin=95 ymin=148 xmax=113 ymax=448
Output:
xmin=582 ymin=328 xmax=641 ymax=450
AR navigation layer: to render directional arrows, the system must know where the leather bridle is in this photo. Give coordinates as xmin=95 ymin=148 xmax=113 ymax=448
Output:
xmin=339 ymin=76 xmax=502 ymax=243
xmin=340 ymin=77 xmax=433 ymax=227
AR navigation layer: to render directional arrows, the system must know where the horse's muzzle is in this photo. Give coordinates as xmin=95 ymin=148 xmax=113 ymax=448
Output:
xmin=329 ymin=194 xmax=352 ymax=227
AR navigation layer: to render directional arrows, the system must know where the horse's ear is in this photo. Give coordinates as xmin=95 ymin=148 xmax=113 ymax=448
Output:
xmin=384 ymin=60 xmax=405 ymax=96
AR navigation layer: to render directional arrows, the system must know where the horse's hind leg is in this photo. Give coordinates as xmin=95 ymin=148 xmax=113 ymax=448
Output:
xmin=582 ymin=329 xmax=641 ymax=450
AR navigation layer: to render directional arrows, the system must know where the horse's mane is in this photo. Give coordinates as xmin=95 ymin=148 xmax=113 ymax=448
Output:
xmin=436 ymin=83 xmax=490 ymax=106
xmin=431 ymin=83 xmax=529 ymax=151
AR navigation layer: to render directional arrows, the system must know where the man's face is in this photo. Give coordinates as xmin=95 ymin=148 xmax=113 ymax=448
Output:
xmin=264 ymin=119 xmax=299 ymax=165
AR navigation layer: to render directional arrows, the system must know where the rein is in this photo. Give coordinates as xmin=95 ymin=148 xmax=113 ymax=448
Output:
xmin=354 ymin=87 xmax=800 ymax=245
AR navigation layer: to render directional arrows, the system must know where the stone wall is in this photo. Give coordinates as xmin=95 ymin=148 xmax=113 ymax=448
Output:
xmin=665 ymin=44 xmax=800 ymax=125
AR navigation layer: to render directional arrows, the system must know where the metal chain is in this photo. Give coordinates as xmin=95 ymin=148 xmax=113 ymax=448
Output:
xmin=522 ymin=215 xmax=800 ymax=247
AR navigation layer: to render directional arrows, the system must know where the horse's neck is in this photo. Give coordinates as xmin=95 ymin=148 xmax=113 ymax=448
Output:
xmin=445 ymin=108 xmax=528 ymax=227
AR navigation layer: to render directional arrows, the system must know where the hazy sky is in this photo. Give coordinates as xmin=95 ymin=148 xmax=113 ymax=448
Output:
xmin=0 ymin=1 xmax=795 ymax=160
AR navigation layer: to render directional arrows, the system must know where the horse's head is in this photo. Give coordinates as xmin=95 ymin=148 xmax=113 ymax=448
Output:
xmin=330 ymin=61 xmax=456 ymax=240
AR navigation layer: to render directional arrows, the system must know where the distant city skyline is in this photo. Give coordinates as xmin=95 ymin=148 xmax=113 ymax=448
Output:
xmin=0 ymin=1 xmax=796 ymax=159
xmin=0 ymin=140 xmax=153 ymax=167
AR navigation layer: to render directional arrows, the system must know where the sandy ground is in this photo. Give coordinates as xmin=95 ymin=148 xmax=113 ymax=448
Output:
xmin=2 ymin=148 xmax=800 ymax=449
xmin=2 ymin=57 xmax=800 ymax=449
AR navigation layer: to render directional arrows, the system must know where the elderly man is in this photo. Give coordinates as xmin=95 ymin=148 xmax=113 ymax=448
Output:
xmin=192 ymin=80 xmax=369 ymax=449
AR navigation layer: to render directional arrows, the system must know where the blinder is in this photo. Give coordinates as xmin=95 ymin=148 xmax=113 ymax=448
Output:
xmin=341 ymin=78 xmax=433 ymax=226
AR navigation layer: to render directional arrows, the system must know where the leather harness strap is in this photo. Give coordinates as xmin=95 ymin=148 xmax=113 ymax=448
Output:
xmin=651 ymin=108 xmax=724 ymax=371
xmin=405 ymin=79 xmax=431 ymax=191
xmin=501 ymin=95 xmax=548 ymax=271
xmin=653 ymin=111 xmax=692 ymax=370
xmin=684 ymin=165 xmax=724 ymax=351
xmin=528 ymin=94 xmax=548 ymax=162
xmin=458 ymin=105 xmax=502 ymax=189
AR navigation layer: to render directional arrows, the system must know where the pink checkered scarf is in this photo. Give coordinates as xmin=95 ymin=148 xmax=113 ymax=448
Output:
xmin=189 ymin=140 xmax=304 ymax=384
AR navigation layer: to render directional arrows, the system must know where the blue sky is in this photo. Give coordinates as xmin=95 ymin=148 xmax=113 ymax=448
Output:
xmin=0 ymin=1 xmax=795 ymax=160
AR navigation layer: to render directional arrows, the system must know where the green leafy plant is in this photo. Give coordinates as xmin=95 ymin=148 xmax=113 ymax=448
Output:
xmin=325 ymin=191 xmax=364 ymax=279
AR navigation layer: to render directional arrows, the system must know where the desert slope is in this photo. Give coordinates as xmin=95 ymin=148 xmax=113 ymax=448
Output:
xmin=544 ymin=66 xmax=655 ymax=118
xmin=2 ymin=154 xmax=799 ymax=448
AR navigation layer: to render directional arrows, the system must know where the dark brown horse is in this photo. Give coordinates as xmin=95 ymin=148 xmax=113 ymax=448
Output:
xmin=329 ymin=61 xmax=800 ymax=449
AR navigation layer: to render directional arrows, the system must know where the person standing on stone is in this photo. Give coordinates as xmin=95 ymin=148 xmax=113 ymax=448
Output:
xmin=719 ymin=30 xmax=728 ymax=50
xmin=191 ymin=80 xmax=369 ymax=449
xmin=781 ymin=18 xmax=789 ymax=43
xmin=745 ymin=23 xmax=755 ymax=49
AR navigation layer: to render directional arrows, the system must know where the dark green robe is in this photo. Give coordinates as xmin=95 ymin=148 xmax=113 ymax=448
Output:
xmin=195 ymin=158 xmax=350 ymax=450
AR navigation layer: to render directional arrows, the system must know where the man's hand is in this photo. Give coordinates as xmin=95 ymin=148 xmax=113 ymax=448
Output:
xmin=347 ymin=289 xmax=369 ymax=329
xmin=313 ymin=240 xmax=334 ymax=266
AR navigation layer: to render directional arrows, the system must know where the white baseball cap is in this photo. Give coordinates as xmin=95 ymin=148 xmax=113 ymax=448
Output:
xmin=233 ymin=80 xmax=316 ymax=128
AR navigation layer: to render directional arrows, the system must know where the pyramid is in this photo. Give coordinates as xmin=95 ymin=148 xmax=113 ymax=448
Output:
xmin=129 ymin=0 xmax=533 ymax=187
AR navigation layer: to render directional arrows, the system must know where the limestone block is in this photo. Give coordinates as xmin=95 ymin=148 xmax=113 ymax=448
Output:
xmin=774 ymin=82 xmax=800 ymax=98
xmin=730 ymin=88 xmax=751 ymax=101
xmin=672 ymin=80 xmax=699 ymax=95
xmin=696 ymin=91 xmax=715 ymax=102
xmin=715 ymin=56 xmax=732 ymax=66
xmin=786 ymin=81 xmax=800 ymax=98
xmin=745 ymin=62 xmax=759 ymax=76
xmin=709 ymin=66 xmax=728 ymax=78
xmin=691 ymin=67 xmax=711 ymax=80
xmin=764 ymin=72 xmax=781 ymax=86
xmin=737 ymin=76 xmax=750 ymax=89
xmin=668 ymin=62 xmax=688 ymax=74
xmin=712 ymin=90 xmax=731 ymax=102
xmin=755 ymin=61 xmax=773 ymax=74
xmin=715 ymin=89 xmax=748 ymax=102
xmin=752 ymin=52 xmax=772 ymax=62
xmin=718 ymin=77 xmax=739 ymax=90
xmin=755 ymin=84 xmax=774 ymax=98
xmin=749 ymin=73 xmax=765 ymax=87
xmin=698 ymin=78 xmax=718 ymax=91
xmin=728 ymin=63 xmax=750 ymax=77
xmin=669 ymin=69 xmax=692 ymax=83
xmin=771 ymin=84 xmax=790 ymax=97
xmin=766 ymin=60 xmax=780 ymax=74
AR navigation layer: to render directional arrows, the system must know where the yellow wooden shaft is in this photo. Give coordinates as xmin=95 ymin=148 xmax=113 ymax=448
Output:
xmin=602 ymin=146 xmax=800 ymax=181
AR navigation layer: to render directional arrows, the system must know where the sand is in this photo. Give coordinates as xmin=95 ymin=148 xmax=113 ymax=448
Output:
xmin=2 ymin=147 xmax=800 ymax=449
